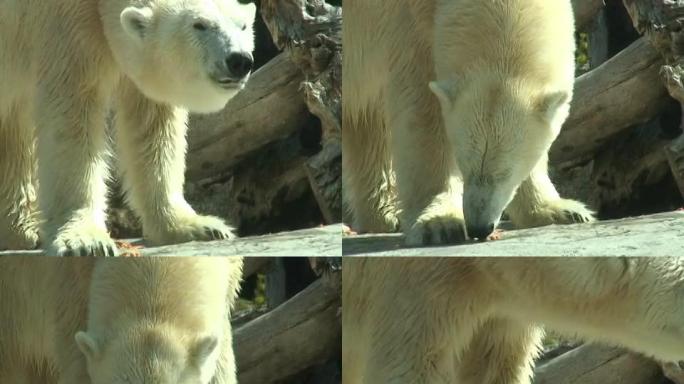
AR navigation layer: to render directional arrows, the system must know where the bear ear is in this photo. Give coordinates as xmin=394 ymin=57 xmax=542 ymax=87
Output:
xmin=429 ymin=80 xmax=459 ymax=110
xmin=120 ymin=6 xmax=154 ymax=40
xmin=190 ymin=336 xmax=218 ymax=366
xmin=75 ymin=331 xmax=100 ymax=362
xmin=537 ymin=91 xmax=570 ymax=121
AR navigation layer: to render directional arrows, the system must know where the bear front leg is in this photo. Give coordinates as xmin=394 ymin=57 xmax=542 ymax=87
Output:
xmin=388 ymin=82 xmax=466 ymax=246
xmin=115 ymin=79 xmax=234 ymax=246
xmin=456 ymin=318 xmax=542 ymax=384
xmin=0 ymin=100 xmax=39 ymax=250
xmin=343 ymin=107 xmax=399 ymax=233
xmin=505 ymin=154 xmax=594 ymax=229
xmin=35 ymin=84 xmax=117 ymax=257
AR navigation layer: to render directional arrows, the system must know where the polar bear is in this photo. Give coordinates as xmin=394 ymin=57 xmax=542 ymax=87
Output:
xmin=343 ymin=257 xmax=684 ymax=384
xmin=343 ymin=0 xmax=594 ymax=245
xmin=0 ymin=0 xmax=256 ymax=255
xmin=0 ymin=256 xmax=243 ymax=384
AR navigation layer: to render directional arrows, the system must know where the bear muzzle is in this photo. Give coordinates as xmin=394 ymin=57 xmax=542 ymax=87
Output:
xmin=213 ymin=52 xmax=254 ymax=87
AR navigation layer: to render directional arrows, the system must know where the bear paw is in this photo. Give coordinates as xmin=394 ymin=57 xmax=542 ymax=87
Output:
xmin=46 ymin=223 xmax=118 ymax=257
xmin=405 ymin=210 xmax=467 ymax=246
xmin=519 ymin=198 xmax=595 ymax=228
xmin=146 ymin=214 xmax=235 ymax=245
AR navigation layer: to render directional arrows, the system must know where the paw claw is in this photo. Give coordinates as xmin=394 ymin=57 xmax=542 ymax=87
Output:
xmin=147 ymin=214 xmax=235 ymax=245
xmin=47 ymin=223 xmax=118 ymax=257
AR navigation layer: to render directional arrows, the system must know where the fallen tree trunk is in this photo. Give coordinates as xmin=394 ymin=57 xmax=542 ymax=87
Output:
xmin=591 ymin=118 xmax=674 ymax=215
xmin=260 ymin=0 xmax=342 ymax=224
xmin=551 ymin=37 xmax=670 ymax=165
xmin=234 ymin=273 xmax=341 ymax=384
xmin=534 ymin=344 xmax=662 ymax=384
xmin=623 ymin=0 xmax=684 ymax=198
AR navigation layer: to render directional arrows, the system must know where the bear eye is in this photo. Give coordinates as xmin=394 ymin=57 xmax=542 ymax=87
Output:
xmin=241 ymin=24 xmax=247 ymax=31
xmin=237 ymin=0 xmax=253 ymax=4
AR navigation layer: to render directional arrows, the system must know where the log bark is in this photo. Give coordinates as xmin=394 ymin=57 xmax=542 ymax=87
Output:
xmin=573 ymin=0 xmax=607 ymax=31
xmin=342 ymin=211 xmax=684 ymax=256
xmin=550 ymin=37 xmax=670 ymax=165
xmin=260 ymin=0 xmax=342 ymax=223
xmin=667 ymin=134 xmax=684 ymax=197
xmin=591 ymin=118 xmax=673 ymax=215
xmin=0 ymin=225 xmax=343 ymax=257
xmin=234 ymin=273 xmax=341 ymax=384
xmin=623 ymin=0 xmax=684 ymax=198
xmin=534 ymin=344 xmax=662 ymax=384
xmin=186 ymin=54 xmax=309 ymax=182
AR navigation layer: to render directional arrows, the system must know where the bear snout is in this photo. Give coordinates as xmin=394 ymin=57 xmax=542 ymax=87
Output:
xmin=225 ymin=52 xmax=253 ymax=79
xmin=466 ymin=223 xmax=495 ymax=241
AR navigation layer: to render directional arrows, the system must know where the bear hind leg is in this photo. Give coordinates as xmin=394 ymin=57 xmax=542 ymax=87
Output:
xmin=456 ymin=318 xmax=542 ymax=384
xmin=0 ymin=102 xmax=39 ymax=250
xmin=115 ymin=79 xmax=234 ymax=245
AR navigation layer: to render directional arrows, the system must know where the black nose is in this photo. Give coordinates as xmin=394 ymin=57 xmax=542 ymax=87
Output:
xmin=226 ymin=52 xmax=253 ymax=79
xmin=468 ymin=223 xmax=494 ymax=240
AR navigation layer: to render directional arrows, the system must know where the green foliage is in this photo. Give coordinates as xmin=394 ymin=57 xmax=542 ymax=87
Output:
xmin=235 ymin=274 xmax=267 ymax=311
xmin=576 ymin=32 xmax=590 ymax=71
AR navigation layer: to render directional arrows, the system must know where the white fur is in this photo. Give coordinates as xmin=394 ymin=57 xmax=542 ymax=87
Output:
xmin=0 ymin=257 xmax=243 ymax=384
xmin=0 ymin=0 xmax=255 ymax=255
xmin=343 ymin=0 xmax=594 ymax=245
xmin=344 ymin=257 xmax=684 ymax=384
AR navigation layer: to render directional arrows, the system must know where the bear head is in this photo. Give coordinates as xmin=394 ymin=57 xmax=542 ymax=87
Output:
xmin=102 ymin=0 xmax=256 ymax=113
xmin=430 ymin=74 xmax=570 ymax=239
xmin=75 ymin=324 xmax=221 ymax=384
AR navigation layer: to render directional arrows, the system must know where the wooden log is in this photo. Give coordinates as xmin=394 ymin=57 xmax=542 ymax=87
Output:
xmin=185 ymin=53 xmax=310 ymax=182
xmin=623 ymin=0 xmax=684 ymax=199
xmin=534 ymin=344 xmax=662 ymax=384
xmin=550 ymin=37 xmax=670 ymax=165
xmin=260 ymin=0 xmax=343 ymax=223
xmin=305 ymin=138 xmax=342 ymax=223
xmin=234 ymin=274 xmax=341 ymax=384
xmin=666 ymin=133 xmax=684 ymax=198
xmin=591 ymin=118 xmax=673 ymax=216
xmin=573 ymin=0 xmax=607 ymax=31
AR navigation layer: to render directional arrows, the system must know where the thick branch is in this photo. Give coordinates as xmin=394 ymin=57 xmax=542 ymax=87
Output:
xmin=260 ymin=0 xmax=342 ymax=223
xmin=551 ymin=37 xmax=670 ymax=165
xmin=623 ymin=0 xmax=684 ymax=197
